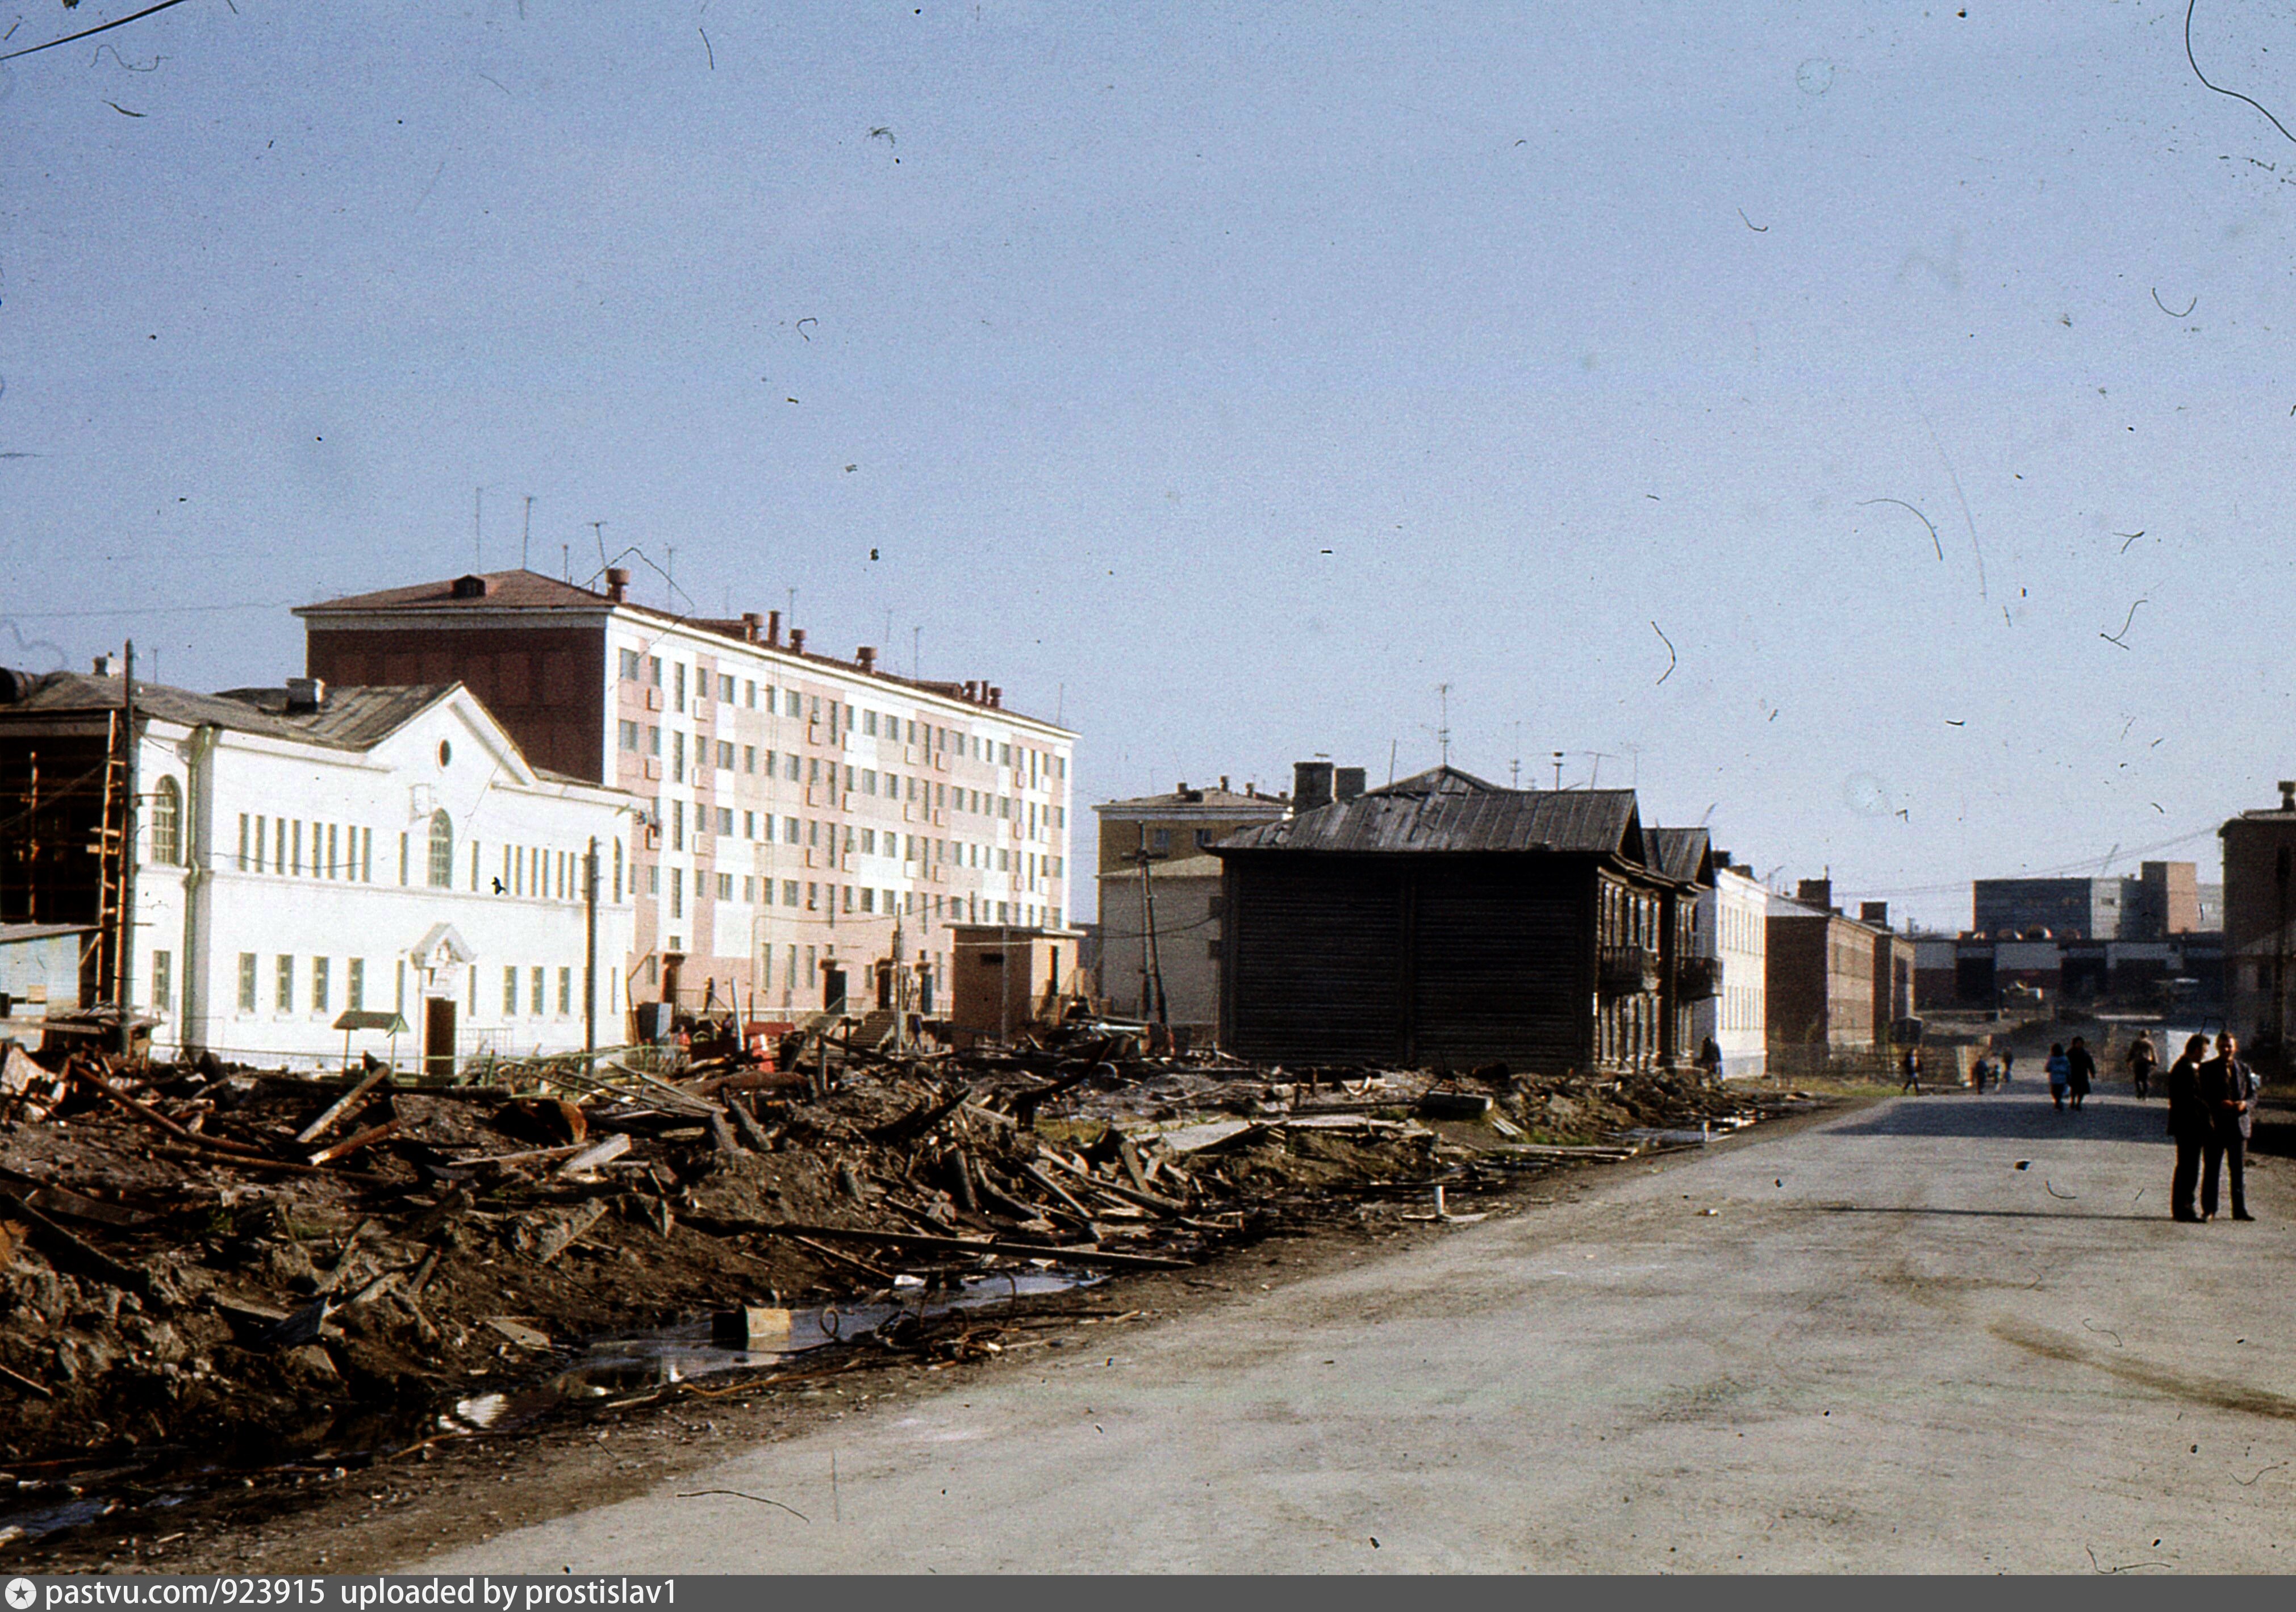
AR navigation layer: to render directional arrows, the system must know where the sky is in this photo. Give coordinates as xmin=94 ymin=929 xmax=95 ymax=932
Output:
xmin=7 ymin=1 xmax=2296 ymax=930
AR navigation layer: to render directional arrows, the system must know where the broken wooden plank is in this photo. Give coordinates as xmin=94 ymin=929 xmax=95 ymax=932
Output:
xmin=556 ymin=1133 xmax=633 ymax=1177
xmin=307 ymin=1118 xmax=400 ymax=1167
xmin=755 ymin=1222 xmax=1193 ymax=1270
xmin=294 ymin=1067 xmax=391 ymax=1145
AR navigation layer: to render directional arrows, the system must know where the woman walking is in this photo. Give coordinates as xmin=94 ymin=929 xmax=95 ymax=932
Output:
xmin=2046 ymin=1043 xmax=2071 ymax=1111
xmin=2065 ymin=1035 xmax=2097 ymax=1110
xmin=2126 ymin=1031 xmax=2159 ymax=1100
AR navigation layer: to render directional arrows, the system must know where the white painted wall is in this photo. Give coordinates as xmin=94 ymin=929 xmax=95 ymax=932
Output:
xmin=1700 ymin=868 xmax=1768 ymax=1080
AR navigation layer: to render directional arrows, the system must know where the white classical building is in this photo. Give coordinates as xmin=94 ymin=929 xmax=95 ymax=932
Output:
xmin=1701 ymin=859 xmax=1770 ymax=1080
xmin=0 ymin=669 xmax=636 ymax=1071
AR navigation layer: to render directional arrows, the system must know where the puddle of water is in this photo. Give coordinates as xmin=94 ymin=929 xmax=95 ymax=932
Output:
xmin=0 ymin=1493 xmax=118 ymax=1543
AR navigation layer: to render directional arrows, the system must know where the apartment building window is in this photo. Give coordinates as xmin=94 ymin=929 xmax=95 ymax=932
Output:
xmin=149 ymin=777 xmax=181 ymax=865
xmin=742 ymin=876 xmax=755 ymax=903
xmin=672 ymin=800 xmax=685 ymax=851
xmin=237 ymin=813 xmax=251 ymax=871
xmin=648 ymin=865 xmax=659 ymax=895
xmin=362 ymin=827 xmax=373 ymax=882
xmin=151 ymin=950 xmax=171 ymax=1012
xmin=745 ymin=680 xmax=757 ymax=707
xmin=348 ymin=958 xmax=365 ymax=1010
xmin=327 ymin=824 xmax=339 ymax=878
xmin=290 ymin=819 xmax=302 ymax=875
xmin=531 ymin=966 xmax=546 ymax=1015
xmin=558 ymin=967 xmax=573 ymax=1014
xmin=784 ymin=753 xmax=800 ymax=782
xmin=860 ymin=828 xmax=875 ymax=856
xmin=742 ymin=811 xmax=756 ymax=840
xmin=785 ymin=689 xmax=801 ymax=717
xmin=648 ymin=655 xmax=662 ymax=687
xmin=619 ymin=720 xmax=641 ymax=752
xmin=772 ymin=879 xmax=790 ymax=906
xmin=861 ymin=769 xmax=876 ymax=796
xmin=843 ymin=885 xmax=855 ymax=913
xmin=717 ymin=807 xmax=734 ymax=836
xmin=717 ymin=740 xmax=734 ymax=770
xmin=312 ymin=957 xmax=330 ymax=1013
xmin=275 ymin=955 xmax=295 ymax=1013
xmin=427 ymin=811 xmax=453 ymax=887
xmin=671 ymin=868 xmax=684 ymax=919
xmin=613 ymin=838 xmax=624 ymax=901
xmin=398 ymin=832 xmax=408 ymax=884
xmin=717 ymin=872 xmax=734 ymax=901
xmin=620 ymin=649 xmax=643 ymax=680
xmin=672 ymin=730 xmax=686 ymax=782
xmin=806 ymin=882 xmax=819 ymax=910
xmin=741 ymin=745 xmax=756 ymax=774
xmin=503 ymin=967 xmax=519 ymax=1015
xmin=648 ymin=725 xmax=662 ymax=757
xmin=861 ymin=887 xmax=875 ymax=913
xmin=673 ymin=662 xmax=686 ymax=712
xmin=237 ymin=953 xmax=257 ymax=1013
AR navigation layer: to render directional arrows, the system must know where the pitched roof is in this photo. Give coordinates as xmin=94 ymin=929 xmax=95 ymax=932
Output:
xmin=1644 ymin=826 xmax=1714 ymax=886
xmin=295 ymin=570 xmax=619 ymax=616
xmin=2 ymin=671 xmax=459 ymax=752
xmin=1214 ymin=767 xmax=1647 ymax=858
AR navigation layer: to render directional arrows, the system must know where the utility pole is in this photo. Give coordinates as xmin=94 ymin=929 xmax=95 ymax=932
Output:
xmin=583 ymin=836 xmax=599 ymax=1057
xmin=118 ymin=642 xmax=139 ymax=1060
xmin=1133 ymin=825 xmax=1170 ymax=1026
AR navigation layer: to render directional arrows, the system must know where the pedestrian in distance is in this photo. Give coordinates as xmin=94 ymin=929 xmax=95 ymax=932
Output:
xmin=1999 ymin=1047 xmax=2015 ymax=1088
xmin=2126 ymin=1031 xmax=2159 ymax=1101
xmin=2046 ymin=1043 xmax=2071 ymax=1111
xmin=2065 ymin=1035 xmax=2096 ymax=1111
xmin=2197 ymin=1031 xmax=2260 ymax=1222
xmin=1900 ymin=1045 xmax=1922 ymax=1095
xmin=1972 ymin=1053 xmax=1992 ymax=1093
xmin=1698 ymin=1035 xmax=1723 ymax=1081
xmin=2166 ymin=1033 xmax=2212 ymax=1222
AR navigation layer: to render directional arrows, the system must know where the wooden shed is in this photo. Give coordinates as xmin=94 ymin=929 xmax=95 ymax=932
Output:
xmin=1211 ymin=767 xmax=1708 ymax=1073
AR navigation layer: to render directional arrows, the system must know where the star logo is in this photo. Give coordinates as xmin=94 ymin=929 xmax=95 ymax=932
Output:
xmin=6 ymin=1577 xmax=37 ymax=1610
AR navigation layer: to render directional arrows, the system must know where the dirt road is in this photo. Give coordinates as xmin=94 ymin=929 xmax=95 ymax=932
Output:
xmin=410 ymin=1085 xmax=2296 ymax=1572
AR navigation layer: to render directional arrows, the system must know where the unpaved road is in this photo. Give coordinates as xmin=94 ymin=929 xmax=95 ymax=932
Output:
xmin=412 ymin=1087 xmax=2296 ymax=1572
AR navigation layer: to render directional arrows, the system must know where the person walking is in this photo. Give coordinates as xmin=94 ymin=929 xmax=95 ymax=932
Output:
xmin=2126 ymin=1031 xmax=2159 ymax=1101
xmin=2065 ymin=1035 xmax=2097 ymax=1111
xmin=1999 ymin=1047 xmax=2015 ymax=1088
xmin=2046 ymin=1043 xmax=2071 ymax=1111
xmin=1900 ymin=1045 xmax=1922 ymax=1095
xmin=2197 ymin=1031 xmax=2260 ymax=1222
xmin=2166 ymin=1033 xmax=2212 ymax=1222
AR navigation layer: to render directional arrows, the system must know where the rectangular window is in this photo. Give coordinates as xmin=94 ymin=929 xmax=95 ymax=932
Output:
xmin=744 ymin=811 xmax=757 ymax=839
xmin=784 ymin=815 xmax=800 ymax=842
xmin=312 ymin=957 xmax=330 ymax=1013
xmin=151 ymin=950 xmax=172 ymax=1012
xmin=672 ymin=730 xmax=686 ymax=782
xmin=720 ymin=674 xmax=736 ymax=703
xmin=671 ymin=867 xmax=684 ymax=918
xmin=238 ymin=953 xmax=258 ymax=1013
xmin=531 ymin=966 xmax=546 ymax=1015
xmin=744 ymin=745 xmax=757 ymax=773
xmin=648 ymin=725 xmax=662 ymax=757
xmin=559 ymin=967 xmax=573 ymax=1014
xmin=861 ymin=828 xmax=876 ymax=855
xmin=290 ymin=819 xmax=302 ymax=876
xmin=861 ymin=887 xmax=875 ymax=913
xmin=619 ymin=720 xmax=641 ymax=751
xmin=786 ymin=689 xmax=801 ymax=717
xmin=717 ymin=872 xmax=734 ymax=901
xmin=862 ymin=769 xmax=877 ymax=796
xmin=745 ymin=680 xmax=757 ymax=708
xmin=717 ymin=807 xmax=734 ymax=836
xmin=717 ymin=740 xmax=735 ymax=770
xmin=649 ymin=655 xmax=662 ymax=686
xmin=399 ymin=832 xmax=409 ymax=884
xmin=236 ymin=814 xmax=250 ymax=871
xmin=784 ymin=879 xmax=799 ymax=906
xmin=504 ymin=966 xmax=519 ymax=1015
xmin=844 ymin=884 xmax=855 ymax=913
xmin=648 ymin=865 xmax=660 ymax=895
xmin=327 ymin=823 xmax=339 ymax=876
xmin=744 ymin=876 xmax=756 ymax=903
xmin=348 ymin=958 xmax=365 ymax=1010
xmin=275 ymin=955 xmax=295 ymax=1013
xmin=863 ymin=710 xmax=878 ymax=737
xmin=784 ymin=753 xmax=800 ymax=782
xmin=620 ymin=648 xmax=643 ymax=680
xmin=807 ymin=882 xmax=819 ymax=910
xmin=362 ymin=827 xmax=373 ymax=882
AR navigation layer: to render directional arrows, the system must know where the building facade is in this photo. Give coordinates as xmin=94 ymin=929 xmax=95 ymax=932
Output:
xmin=0 ymin=667 xmax=634 ymax=1070
xmin=2221 ymin=784 xmax=2296 ymax=1062
xmin=297 ymin=569 xmax=1075 ymax=1021
xmin=1767 ymin=895 xmax=1880 ymax=1053
xmin=1972 ymin=863 xmax=2205 ymax=942
xmin=1703 ymin=859 xmax=1769 ymax=1080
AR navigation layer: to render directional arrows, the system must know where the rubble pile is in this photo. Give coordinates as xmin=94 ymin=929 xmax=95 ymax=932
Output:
xmin=0 ymin=1027 xmax=1804 ymax=1527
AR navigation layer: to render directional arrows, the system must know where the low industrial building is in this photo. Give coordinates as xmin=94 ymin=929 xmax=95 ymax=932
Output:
xmin=1211 ymin=765 xmax=1711 ymax=1072
xmin=0 ymin=664 xmax=637 ymax=1072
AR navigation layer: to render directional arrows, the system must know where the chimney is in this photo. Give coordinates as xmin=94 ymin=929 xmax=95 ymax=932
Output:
xmin=1860 ymin=900 xmax=1890 ymax=929
xmin=766 ymin=609 xmax=782 ymax=646
xmin=1176 ymin=781 xmax=1189 ymax=794
xmin=857 ymin=646 xmax=877 ymax=673
xmin=988 ymin=686 xmax=1003 ymax=708
xmin=285 ymin=677 xmax=327 ymax=713
xmin=789 ymin=628 xmax=807 ymax=655
xmin=2281 ymin=780 xmax=2294 ymax=812
xmin=605 ymin=567 xmax=631 ymax=604
xmin=91 ymin=654 xmax=112 ymax=676
xmin=741 ymin=612 xmax=763 ymax=643
xmin=1797 ymin=878 xmax=1834 ymax=912
xmin=1220 ymin=775 xmax=1230 ymax=792
xmin=1334 ymin=766 xmax=1367 ymax=803
xmin=1293 ymin=761 xmax=1335 ymax=813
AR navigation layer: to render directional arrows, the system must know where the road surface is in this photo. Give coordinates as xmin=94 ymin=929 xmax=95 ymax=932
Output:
xmin=416 ymin=1085 xmax=2296 ymax=1572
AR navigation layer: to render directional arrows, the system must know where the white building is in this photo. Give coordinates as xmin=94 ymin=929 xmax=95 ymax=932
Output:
xmin=1095 ymin=853 xmax=1223 ymax=1035
xmin=1702 ymin=859 xmax=1769 ymax=1080
xmin=0 ymin=668 xmax=636 ymax=1072
xmin=297 ymin=570 xmax=1076 ymax=1022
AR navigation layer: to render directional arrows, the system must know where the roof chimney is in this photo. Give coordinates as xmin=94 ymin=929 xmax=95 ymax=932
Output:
xmin=741 ymin=612 xmax=762 ymax=642
xmin=766 ymin=609 xmax=782 ymax=647
xmin=857 ymin=645 xmax=877 ymax=673
xmin=1220 ymin=775 xmax=1230 ymax=792
xmin=91 ymin=654 xmax=112 ymax=676
xmin=1294 ymin=761 xmax=1335 ymax=813
xmin=605 ymin=567 xmax=631 ymax=604
xmin=789 ymin=628 xmax=807 ymax=655
xmin=1797 ymin=877 xmax=1834 ymax=912
xmin=1860 ymin=900 xmax=1890 ymax=929
xmin=1334 ymin=766 xmax=1367 ymax=803
xmin=285 ymin=676 xmax=327 ymax=713
xmin=2281 ymin=780 xmax=2294 ymax=812
xmin=988 ymin=686 xmax=1003 ymax=708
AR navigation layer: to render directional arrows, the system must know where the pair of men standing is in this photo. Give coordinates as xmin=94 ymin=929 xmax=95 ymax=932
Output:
xmin=2166 ymin=1032 xmax=2259 ymax=1222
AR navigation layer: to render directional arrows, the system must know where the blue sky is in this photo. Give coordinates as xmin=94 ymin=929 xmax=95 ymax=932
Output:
xmin=7 ymin=1 xmax=2296 ymax=928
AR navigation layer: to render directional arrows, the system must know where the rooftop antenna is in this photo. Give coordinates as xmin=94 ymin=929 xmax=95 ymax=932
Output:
xmin=1510 ymin=720 xmax=1523 ymax=789
xmin=473 ymin=486 xmax=485 ymax=569
xmin=561 ymin=542 xmax=570 ymax=582
xmin=1584 ymin=750 xmax=1613 ymax=790
xmin=1552 ymin=751 xmax=1565 ymax=792
xmin=590 ymin=520 xmax=609 ymax=571
xmin=1387 ymin=738 xmax=1398 ymax=786
xmin=521 ymin=495 xmax=533 ymax=570
xmin=1435 ymin=682 xmax=1452 ymax=767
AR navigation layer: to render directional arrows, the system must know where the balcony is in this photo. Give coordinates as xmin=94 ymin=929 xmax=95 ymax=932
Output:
xmin=1598 ymin=945 xmax=1661 ymax=997
xmin=1675 ymin=955 xmax=1720 ymax=1001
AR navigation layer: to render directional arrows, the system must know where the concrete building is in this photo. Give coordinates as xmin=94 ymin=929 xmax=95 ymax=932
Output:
xmin=2222 ymin=783 xmax=2296 ymax=1063
xmin=1909 ymin=930 xmax=2222 ymax=1014
xmin=1766 ymin=880 xmax=1896 ymax=1056
xmin=1704 ymin=855 xmax=1768 ymax=1080
xmin=1971 ymin=862 xmax=2205 ymax=942
xmin=0 ymin=666 xmax=635 ymax=1071
xmin=296 ymin=569 xmax=1075 ymax=1022
xmin=1094 ymin=779 xmax=1288 ymax=1034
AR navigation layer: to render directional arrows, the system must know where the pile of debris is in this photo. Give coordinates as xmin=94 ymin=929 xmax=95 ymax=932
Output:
xmin=0 ymin=1028 xmax=1806 ymax=1530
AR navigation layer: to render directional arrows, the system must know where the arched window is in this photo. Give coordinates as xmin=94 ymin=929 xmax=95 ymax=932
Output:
xmin=427 ymin=809 xmax=453 ymax=888
xmin=148 ymin=777 xmax=181 ymax=866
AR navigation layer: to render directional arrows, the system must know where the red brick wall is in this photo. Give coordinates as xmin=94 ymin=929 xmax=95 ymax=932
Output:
xmin=308 ymin=626 xmax=606 ymax=783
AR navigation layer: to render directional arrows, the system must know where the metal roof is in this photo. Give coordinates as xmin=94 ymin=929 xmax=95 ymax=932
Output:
xmin=0 ymin=671 xmax=457 ymax=751
xmin=1214 ymin=767 xmax=1647 ymax=858
xmin=1644 ymin=826 xmax=1713 ymax=885
xmin=0 ymin=922 xmax=95 ymax=945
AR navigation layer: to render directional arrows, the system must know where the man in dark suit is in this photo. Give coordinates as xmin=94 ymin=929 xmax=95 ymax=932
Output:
xmin=2196 ymin=1031 xmax=2261 ymax=1222
xmin=2165 ymin=1034 xmax=2212 ymax=1222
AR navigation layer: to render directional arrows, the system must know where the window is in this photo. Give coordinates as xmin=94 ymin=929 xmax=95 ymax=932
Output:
xmin=149 ymin=777 xmax=181 ymax=865
xmin=398 ymin=832 xmax=408 ymax=884
xmin=648 ymin=865 xmax=659 ymax=895
xmin=620 ymin=720 xmax=641 ymax=751
xmin=786 ymin=689 xmax=801 ymax=717
xmin=291 ymin=818 xmax=302 ymax=875
xmin=806 ymin=882 xmax=819 ymax=910
xmin=275 ymin=955 xmax=295 ymax=1013
xmin=151 ymin=950 xmax=172 ymax=1012
xmin=717 ymin=807 xmax=734 ymax=836
xmin=531 ymin=966 xmax=546 ymax=1015
xmin=504 ymin=967 xmax=519 ymax=1015
xmin=743 ymin=876 xmax=755 ymax=902
xmin=237 ymin=953 xmax=257 ymax=1013
xmin=745 ymin=680 xmax=757 ymax=707
xmin=861 ymin=887 xmax=875 ymax=913
xmin=717 ymin=740 xmax=735 ymax=770
xmin=674 ymin=662 xmax=686 ymax=711
xmin=744 ymin=811 xmax=756 ymax=839
xmin=862 ymin=769 xmax=877 ymax=795
xmin=649 ymin=655 xmax=662 ymax=686
xmin=784 ymin=816 xmax=800 ymax=842
xmin=328 ymin=824 xmax=339 ymax=878
xmin=362 ymin=827 xmax=373 ymax=882
xmin=237 ymin=813 xmax=250 ymax=871
xmin=427 ymin=811 xmax=453 ymax=887
xmin=843 ymin=884 xmax=855 ymax=912
xmin=614 ymin=838 xmax=624 ymax=901
xmin=671 ymin=867 xmax=684 ymax=918
xmin=744 ymin=745 xmax=756 ymax=773
xmin=863 ymin=710 xmax=878 ymax=737
xmin=720 ymin=674 xmax=736 ymax=703
xmin=312 ymin=957 xmax=330 ymax=1013
xmin=672 ymin=800 xmax=686 ymax=851
xmin=672 ymin=730 xmax=686 ymax=782
xmin=860 ymin=828 xmax=876 ymax=856
xmin=559 ymin=967 xmax=573 ymax=1015
xmin=648 ymin=725 xmax=662 ymax=757
xmin=621 ymin=648 xmax=643 ymax=680
xmin=717 ymin=872 xmax=734 ymax=901
xmin=348 ymin=958 xmax=365 ymax=1010
xmin=784 ymin=879 xmax=799 ymax=906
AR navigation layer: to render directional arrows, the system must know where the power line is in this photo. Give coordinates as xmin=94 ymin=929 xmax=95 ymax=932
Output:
xmin=0 ymin=0 xmax=199 ymax=64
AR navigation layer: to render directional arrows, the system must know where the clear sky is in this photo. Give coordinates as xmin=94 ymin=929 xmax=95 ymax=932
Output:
xmin=6 ymin=1 xmax=2296 ymax=929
